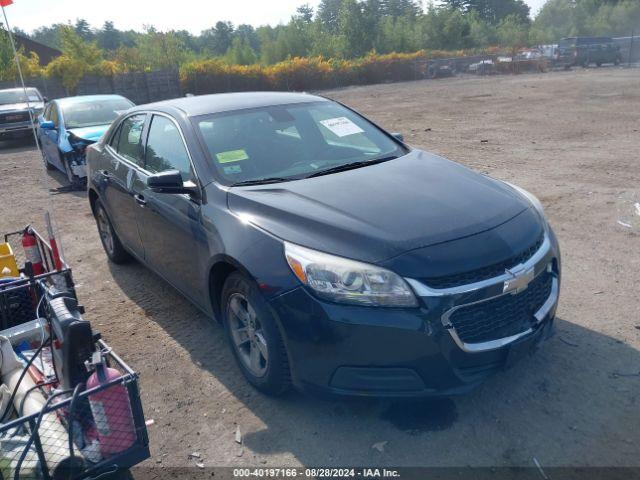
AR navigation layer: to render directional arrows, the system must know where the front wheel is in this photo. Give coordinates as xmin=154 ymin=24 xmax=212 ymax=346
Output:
xmin=94 ymin=200 xmax=131 ymax=264
xmin=63 ymin=154 xmax=86 ymax=190
xmin=40 ymin=146 xmax=54 ymax=170
xmin=222 ymin=272 xmax=291 ymax=395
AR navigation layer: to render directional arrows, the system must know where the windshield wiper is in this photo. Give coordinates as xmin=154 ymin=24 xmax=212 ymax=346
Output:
xmin=230 ymin=177 xmax=293 ymax=187
xmin=304 ymin=155 xmax=398 ymax=179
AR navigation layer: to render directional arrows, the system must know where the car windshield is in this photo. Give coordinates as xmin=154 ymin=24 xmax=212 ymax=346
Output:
xmin=0 ymin=88 xmax=42 ymax=105
xmin=194 ymin=101 xmax=406 ymax=185
xmin=63 ymin=98 xmax=133 ymax=129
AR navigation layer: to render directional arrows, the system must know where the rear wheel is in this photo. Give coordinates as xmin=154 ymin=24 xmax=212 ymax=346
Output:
xmin=94 ymin=200 xmax=131 ymax=264
xmin=222 ymin=272 xmax=291 ymax=395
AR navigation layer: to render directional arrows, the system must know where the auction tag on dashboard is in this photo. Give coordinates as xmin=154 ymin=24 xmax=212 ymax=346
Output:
xmin=216 ymin=149 xmax=249 ymax=163
xmin=319 ymin=117 xmax=364 ymax=137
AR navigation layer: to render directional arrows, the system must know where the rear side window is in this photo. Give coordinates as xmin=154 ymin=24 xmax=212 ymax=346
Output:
xmin=145 ymin=115 xmax=192 ymax=179
xmin=116 ymin=114 xmax=146 ymax=166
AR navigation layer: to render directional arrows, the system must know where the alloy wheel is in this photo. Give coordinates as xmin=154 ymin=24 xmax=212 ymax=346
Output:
xmin=96 ymin=207 xmax=115 ymax=256
xmin=227 ymin=293 xmax=269 ymax=377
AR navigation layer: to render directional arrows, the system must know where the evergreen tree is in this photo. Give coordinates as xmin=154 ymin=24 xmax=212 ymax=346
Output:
xmin=97 ymin=21 xmax=121 ymax=51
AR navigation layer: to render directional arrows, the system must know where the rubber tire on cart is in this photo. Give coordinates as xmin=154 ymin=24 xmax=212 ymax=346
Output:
xmin=221 ymin=271 xmax=291 ymax=395
xmin=94 ymin=199 xmax=132 ymax=264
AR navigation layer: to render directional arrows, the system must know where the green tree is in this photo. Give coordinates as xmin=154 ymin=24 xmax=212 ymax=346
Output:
xmin=338 ymin=0 xmax=372 ymax=57
xmin=201 ymin=21 xmax=234 ymax=56
xmin=441 ymin=0 xmax=530 ymax=24
xmin=296 ymin=4 xmax=315 ymax=23
xmin=318 ymin=0 xmax=345 ymax=34
xmin=74 ymin=18 xmax=93 ymax=41
xmin=137 ymin=27 xmax=188 ymax=69
xmin=97 ymin=21 xmax=121 ymax=51
xmin=497 ymin=13 xmax=530 ymax=49
xmin=225 ymin=37 xmax=258 ymax=65
xmin=235 ymin=24 xmax=260 ymax=53
xmin=380 ymin=0 xmax=421 ymax=17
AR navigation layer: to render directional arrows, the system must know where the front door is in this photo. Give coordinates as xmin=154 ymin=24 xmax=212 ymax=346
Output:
xmin=41 ymin=103 xmax=62 ymax=170
xmin=102 ymin=113 xmax=147 ymax=259
xmin=134 ymin=114 xmax=206 ymax=306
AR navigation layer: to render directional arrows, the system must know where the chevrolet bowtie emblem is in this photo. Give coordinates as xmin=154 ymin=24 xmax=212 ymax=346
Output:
xmin=503 ymin=265 xmax=534 ymax=294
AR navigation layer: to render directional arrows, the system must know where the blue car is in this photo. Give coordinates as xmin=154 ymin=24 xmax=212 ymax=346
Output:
xmin=87 ymin=92 xmax=561 ymax=397
xmin=38 ymin=95 xmax=134 ymax=189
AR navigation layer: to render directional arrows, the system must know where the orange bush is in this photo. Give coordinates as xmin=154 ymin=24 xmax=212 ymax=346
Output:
xmin=180 ymin=48 xmax=493 ymax=94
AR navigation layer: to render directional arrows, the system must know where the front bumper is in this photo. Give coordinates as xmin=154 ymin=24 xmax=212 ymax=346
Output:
xmin=268 ymin=229 xmax=561 ymax=398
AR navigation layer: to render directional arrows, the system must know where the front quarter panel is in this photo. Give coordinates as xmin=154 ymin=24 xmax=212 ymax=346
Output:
xmin=201 ymin=184 xmax=300 ymax=307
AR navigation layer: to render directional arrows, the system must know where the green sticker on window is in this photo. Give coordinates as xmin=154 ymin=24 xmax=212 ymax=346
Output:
xmin=216 ymin=149 xmax=249 ymax=164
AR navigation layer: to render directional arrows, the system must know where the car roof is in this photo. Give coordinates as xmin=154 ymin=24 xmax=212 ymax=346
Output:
xmin=0 ymin=87 xmax=40 ymax=93
xmin=55 ymin=94 xmax=131 ymax=107
xmin=133 ymin=91 xmax=329 ymax=117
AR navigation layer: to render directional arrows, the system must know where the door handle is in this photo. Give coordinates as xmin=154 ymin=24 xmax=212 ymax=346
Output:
xmin=134 ymin=194 xmax=147 ymax=207
xmin=99 ymin=170 xmax=113 ymax=179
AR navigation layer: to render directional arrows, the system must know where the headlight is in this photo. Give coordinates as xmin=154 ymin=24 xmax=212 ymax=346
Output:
xmin=284 ymin=242 xmax=418 ymax=308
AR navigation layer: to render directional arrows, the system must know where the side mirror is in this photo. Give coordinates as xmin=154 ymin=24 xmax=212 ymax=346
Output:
xmin=147 ymin=170 xmax=199 ymax=198
xmin=42 ymin=96 xmax=49 ymax=103
xmin=392 ymin=132 xmax=404 ymax=142
xmin=40 ymin=120 xmax=55 ymax=130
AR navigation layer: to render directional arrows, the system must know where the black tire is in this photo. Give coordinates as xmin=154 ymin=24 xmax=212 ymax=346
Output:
xmin=94 ymin=199 xmax=132 ymax=264
xmin=41 ymin=147 xmax=54 ymax=170
xmin=221 ymin=271 xmax=291 ymax=395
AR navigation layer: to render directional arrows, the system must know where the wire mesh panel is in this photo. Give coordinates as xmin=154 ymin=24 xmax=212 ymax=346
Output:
xmin=0 ymin=227 xmax=76 ymax=331
xmin=0 ymin=347 xmax=149 ymax=480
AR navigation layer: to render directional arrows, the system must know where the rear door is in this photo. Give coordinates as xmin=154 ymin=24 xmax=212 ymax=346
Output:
xmin=101 ymin=113 xmax=148 ymax=258
xmin=133 ymin=114 xmax=205 ymax=305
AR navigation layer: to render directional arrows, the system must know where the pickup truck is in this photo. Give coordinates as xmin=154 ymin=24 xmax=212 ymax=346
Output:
xmin=0 ymin=87 xmax=45 ymax=141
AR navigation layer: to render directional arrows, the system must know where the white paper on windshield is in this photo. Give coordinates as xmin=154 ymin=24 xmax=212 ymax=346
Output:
xmin=319 ymin=117 xmax=364 ymax=137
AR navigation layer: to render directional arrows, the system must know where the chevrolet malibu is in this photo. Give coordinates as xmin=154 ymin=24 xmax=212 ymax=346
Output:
xmin=87 ymin=92 xmax=561 ymax=397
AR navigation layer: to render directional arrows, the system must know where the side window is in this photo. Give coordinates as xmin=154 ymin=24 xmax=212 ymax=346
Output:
xmin=145 ymin=115 xmax=192 ymax=179
xmin=49 ymin=105 xmax=59 ymax=127
xmin=109 ymin=123 xmax=122 ymax=149
xmin=116 ymin=114 xmax=146 ymax=166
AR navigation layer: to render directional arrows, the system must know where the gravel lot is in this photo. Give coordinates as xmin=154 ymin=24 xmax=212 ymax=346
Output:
xmin=0 ymin=67 xmax=638 ymax=474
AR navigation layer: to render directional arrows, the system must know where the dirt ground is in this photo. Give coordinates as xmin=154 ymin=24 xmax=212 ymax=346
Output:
xmin=0 ymin=67 xmax=639 ymax=474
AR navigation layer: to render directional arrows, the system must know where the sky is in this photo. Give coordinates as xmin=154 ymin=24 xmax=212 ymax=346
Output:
xmin=3 ymin=0 xmax=549 ymax=34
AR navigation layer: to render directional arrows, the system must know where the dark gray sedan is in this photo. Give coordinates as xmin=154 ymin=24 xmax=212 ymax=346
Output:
xmin=87 ymin=92 xmax=560 ymax=397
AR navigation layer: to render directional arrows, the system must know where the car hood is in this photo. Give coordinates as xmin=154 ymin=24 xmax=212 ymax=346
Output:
xmin=67 ymin=124 xmax=110 ymax=143
xmin=227 ymin=150 xmax=533 ymax=264
xmin=0 ymin=102 xmax=44 ymax=113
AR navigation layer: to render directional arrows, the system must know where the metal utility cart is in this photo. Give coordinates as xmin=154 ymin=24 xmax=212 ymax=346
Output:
xmin=0 ymin=226 xmax=150 ymax=479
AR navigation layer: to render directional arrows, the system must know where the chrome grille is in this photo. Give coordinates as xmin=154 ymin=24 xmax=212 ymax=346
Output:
xmin=448 ymin=270 xmax=553 ymax=344
xmin=0 ymin=111 xmax=30 ymax=124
